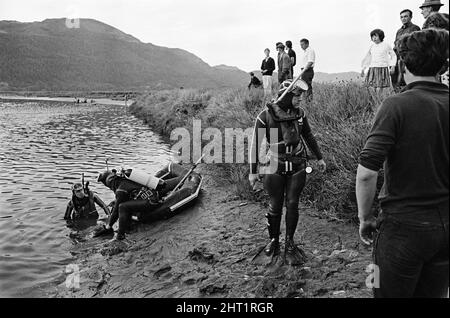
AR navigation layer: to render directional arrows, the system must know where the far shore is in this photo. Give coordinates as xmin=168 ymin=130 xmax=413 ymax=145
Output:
xmin=0 ymin=95 xmax=134 ymax=106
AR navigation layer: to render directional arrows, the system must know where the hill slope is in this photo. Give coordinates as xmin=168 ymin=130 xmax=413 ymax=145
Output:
xmin=0 ymin=18 xmax=249 ymax=91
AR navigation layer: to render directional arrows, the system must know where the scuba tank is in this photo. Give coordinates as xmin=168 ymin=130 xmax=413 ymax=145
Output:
xmin=120 ymin=168 xmax=163 ymax=190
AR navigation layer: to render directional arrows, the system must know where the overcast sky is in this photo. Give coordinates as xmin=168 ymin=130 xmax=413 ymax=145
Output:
xmin=1 ymin=0 xmax=449 ymax=73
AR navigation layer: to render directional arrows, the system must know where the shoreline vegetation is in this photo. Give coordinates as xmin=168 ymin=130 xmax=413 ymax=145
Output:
xmin=130 ymin=82 xmax=385 ymax=222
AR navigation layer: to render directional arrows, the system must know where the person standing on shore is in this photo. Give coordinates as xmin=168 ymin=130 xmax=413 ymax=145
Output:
xmin=423 ymin=12 xmax=449 ymax=86
xmin=420 ymin=0 xmax=445 ymax=25
xmin=356 ymin=28 xmax=449 ymax=298
xmin=299 ymin=38 xmax=315 ymax=103
xmin=276 ymin=42 xmax=292 ymax=84
xmin=261 ymin=48 xmax=276 ymax=98
xmin=392 ymin=9 xmax=420 ymax=92
xmin=249 ymin=80 xmax=326 ymax=266
xmin=361 ymin=29 xmax=397 ymax=105
xmin=286 ymin=40 xmax=296 ymax=78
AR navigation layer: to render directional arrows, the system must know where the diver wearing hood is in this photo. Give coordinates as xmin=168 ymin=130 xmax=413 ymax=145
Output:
xmin=249 ymin=79 xmax=326 ymax=265
xmin=95 ymin=169 xmax=181 ymax=241
xmin=64 ymin=182 xmax=110 ymax=220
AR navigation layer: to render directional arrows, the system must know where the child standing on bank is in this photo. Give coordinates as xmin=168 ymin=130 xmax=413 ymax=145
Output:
xmin=361 ymin=29 xmax=397 ymax=105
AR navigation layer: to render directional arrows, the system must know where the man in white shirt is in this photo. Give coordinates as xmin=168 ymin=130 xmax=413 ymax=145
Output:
xmin=299 ymin=38 xmax=315 ymax=102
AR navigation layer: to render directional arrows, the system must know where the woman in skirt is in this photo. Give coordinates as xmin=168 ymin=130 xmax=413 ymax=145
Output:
xmin=361 ymin=29 xmax=397 ymax=105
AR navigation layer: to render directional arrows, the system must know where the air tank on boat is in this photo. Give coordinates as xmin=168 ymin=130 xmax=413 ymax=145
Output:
xmin=121 ymin=168 xmax=163 ymax=190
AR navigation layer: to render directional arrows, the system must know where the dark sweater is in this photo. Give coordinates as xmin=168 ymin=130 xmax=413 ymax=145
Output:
xmin=261 ymin=57 xmax=275 ymax=76
xmin=359 ymin=81 xmax=449 ymax=213
xmin=248 ymin=76 xmax=262 ymax=88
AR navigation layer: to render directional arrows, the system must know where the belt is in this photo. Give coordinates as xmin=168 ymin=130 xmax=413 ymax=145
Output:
xmin=276 ymin=159 xmax=306 ymax=175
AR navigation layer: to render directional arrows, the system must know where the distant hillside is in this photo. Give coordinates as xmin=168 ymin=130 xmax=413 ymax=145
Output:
xmin=0 ymin=18 xmax=249 ymax=91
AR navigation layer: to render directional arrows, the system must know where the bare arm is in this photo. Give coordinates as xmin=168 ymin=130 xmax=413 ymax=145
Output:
xmin=356 ymin=165 xmax=378 ymax=221
xmin=356 ymin=164 xmax=379 ymax=245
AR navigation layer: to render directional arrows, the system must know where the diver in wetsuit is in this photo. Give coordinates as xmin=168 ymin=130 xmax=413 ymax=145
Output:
xmin=94 ymin=169 xmax=182 ymax=241
xmin=64 ymin=183 xmax=110 ymax=220
xmin=249 ymin=80 xmax=326 ymax=265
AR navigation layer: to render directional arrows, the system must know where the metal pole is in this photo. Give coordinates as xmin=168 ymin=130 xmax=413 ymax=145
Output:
xmin=275 ymin=68 xmax=307 ymax=104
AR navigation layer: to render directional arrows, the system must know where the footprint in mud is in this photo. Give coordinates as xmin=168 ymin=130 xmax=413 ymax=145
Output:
xmin=188 ymin=247 xmax=216 ymax=264
xmin=199 ymin=275 xmax=229 ymax=296
xmin=153 ymin=264 xmax=172 ymax=278
xmin=143 ymin=263 xmax=173 ymax=279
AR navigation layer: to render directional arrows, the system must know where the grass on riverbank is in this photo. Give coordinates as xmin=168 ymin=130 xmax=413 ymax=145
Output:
xmin=130 ymin=82 xmax=384 ymax=221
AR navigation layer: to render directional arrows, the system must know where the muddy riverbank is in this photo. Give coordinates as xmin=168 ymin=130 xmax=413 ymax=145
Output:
xmin=44 ymin=163 xmax=372 ymax=298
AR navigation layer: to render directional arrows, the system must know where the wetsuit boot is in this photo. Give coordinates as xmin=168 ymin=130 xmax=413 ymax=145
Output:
xmin=252 ymin=212 xmax=281 ymax=265
xmin=284 ymin=208 xmax=307 ymax=266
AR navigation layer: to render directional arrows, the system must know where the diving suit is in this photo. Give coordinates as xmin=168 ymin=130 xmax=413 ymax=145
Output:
xmin=64 ymin=182 xmax=110 ymax=220
xmin=249 ymin=79 xmax=326 ymax=265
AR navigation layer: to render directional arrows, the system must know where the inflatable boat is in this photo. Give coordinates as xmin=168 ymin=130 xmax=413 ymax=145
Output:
xmin=133 ymin=162 xmax=203 ymax=223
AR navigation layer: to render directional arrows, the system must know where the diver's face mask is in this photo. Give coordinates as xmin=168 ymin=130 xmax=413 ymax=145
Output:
xmin=72 ymin=184 xmax=85 ymax=199
xmin=74 ymin=189 xmax=85 ymax=199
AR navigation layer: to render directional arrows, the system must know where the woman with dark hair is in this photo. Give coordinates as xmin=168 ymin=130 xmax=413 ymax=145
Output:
xmin=361 ymin=29 xmax=397 ymax=105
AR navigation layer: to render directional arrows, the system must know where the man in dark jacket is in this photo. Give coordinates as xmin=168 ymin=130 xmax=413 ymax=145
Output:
xmin=286 ymin=40 xmax=296 ymax=77
xmin=356 ymin=28 xmax=449 ymax=298
xmin=391 ymin=9 xmax=420 ymax=91
xmin=276 ymin=42 xmax=292 ymax=84
xmin=261 ymin=48 xmax=276 ymax=97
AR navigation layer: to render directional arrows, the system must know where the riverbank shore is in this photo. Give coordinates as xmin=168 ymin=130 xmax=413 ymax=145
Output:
xmin=45 ymin=163 xmax=372 ymax=298
xmin=41 ymin=85 xmax=377 ymax=298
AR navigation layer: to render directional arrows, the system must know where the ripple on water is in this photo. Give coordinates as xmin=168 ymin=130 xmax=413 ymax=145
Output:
xmin=0 ymin=101 xmax=172 ymax=296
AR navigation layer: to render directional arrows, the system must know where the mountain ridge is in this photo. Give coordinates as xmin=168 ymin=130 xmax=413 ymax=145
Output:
xmin=0 ymin=18 xmax=249 ymax=91
xmin=0 ymin=18 xmax=361 ymax=91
